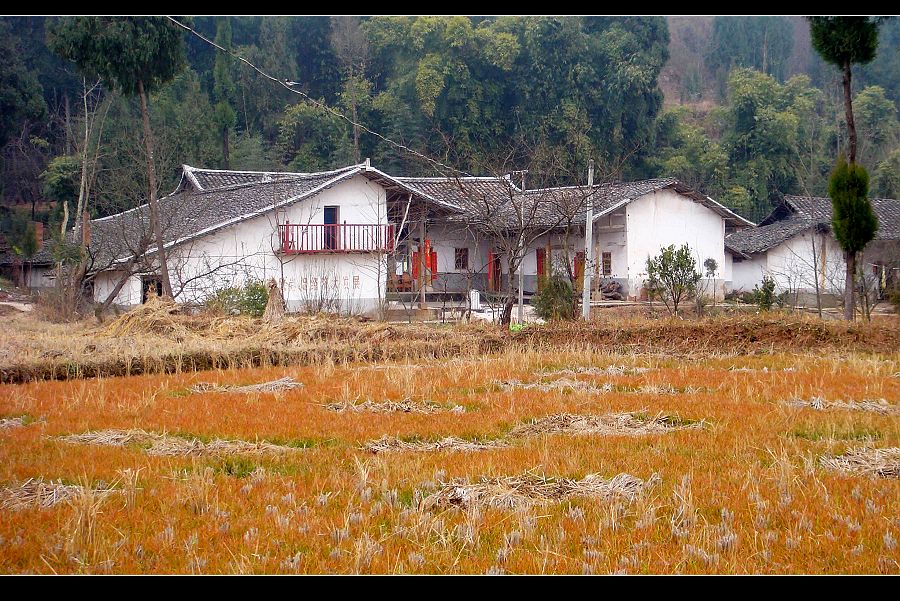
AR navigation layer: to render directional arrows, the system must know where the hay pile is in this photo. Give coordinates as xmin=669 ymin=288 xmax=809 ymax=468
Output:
xmin=500 ymin=378 xmax=612 ymax=393
xmin=0 ymin=416 xmax=27 ymax=429
xmin=510 ymin=412 xmax=701 ymax=438
xmin=541 ymin=365 xmax=649 ymax=377
xmin=420 ymin=470 xmax=656 ymax=510
xmin=57 ymin=429 xmax=299 ymax=457
xmin=190 ymin=376 xmax=303 ymax=394
xmin=325 ymin=399 xmax=464 ymax=414
xmin=0 ymin=478 xmax=120 ymax=511
xmin=820 ymin=447 xmax=900 ymax=478
xmin=363 ymin=435 xmax=508 ymax=454
xmin=784 ymin=397 xmax=898 ymax=415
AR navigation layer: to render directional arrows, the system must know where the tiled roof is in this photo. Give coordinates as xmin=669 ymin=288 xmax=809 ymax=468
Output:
xmin=182 ymin=164 xmax=356 ymax=191
xmin=725 ymin=195 xmax=900 ymax=255
xmin=87 ymin=167 xmax=369 ymax=267
xmin=396 ymin=176 xmax=754 ymax=231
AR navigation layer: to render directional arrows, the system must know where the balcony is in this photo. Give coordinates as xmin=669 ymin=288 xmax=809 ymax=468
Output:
xmin=278 ymin=223 xmax=395 ymax=254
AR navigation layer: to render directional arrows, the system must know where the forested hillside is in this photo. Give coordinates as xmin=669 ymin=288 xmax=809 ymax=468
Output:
xmin=1 ymin=15 xmax=897 ymax=238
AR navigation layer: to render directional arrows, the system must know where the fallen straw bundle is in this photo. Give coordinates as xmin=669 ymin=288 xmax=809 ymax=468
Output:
xmin=420 ymin=470 xmax=657 ymax=510
xmin=57 ymin=429 xmax=300 ymax=457
xmin=363 ymin=435 xmax=508 ymax=454
xmin=509 ymin=412 xmax=701 ymax=438
xmin=784 ymin=397 xmax=898 ymax=415
xmin=190 ymin=376 xmax=303 ymax=394
xmin=0 ymin=478 xmax=120 ymax=510
xmin=500 ymin=378 xmax=612 ymax=393
xmin=325 ymin=399 xmax=464 ymax=414
xmin=820 ymin=447 xmax=900 ymax=478
xmin=541 ymin=365 xmax=649 ymax=377
xmin=0 ymin=416 xmax=27 ymax=429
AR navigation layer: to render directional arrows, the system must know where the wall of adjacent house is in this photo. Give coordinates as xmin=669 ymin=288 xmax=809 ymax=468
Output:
xmin=764 ymin=231 xmax=845 ymax=298
xmin=425 ymin=222 xmax=491 ymax=293
xmin=25 ymin=265 xmax=55 ymax=289
xmin=722 ymin=252 xmax=733 ymax=292
xmin=731 ymin=255 xmax=767 ymax=293
xmin=624 ymin=189 xmax=727 ymax=300
xmin=94 ymin=270 xmax=143 ymax=306
xmin=94 ymin=175 xmax=391 ymax=316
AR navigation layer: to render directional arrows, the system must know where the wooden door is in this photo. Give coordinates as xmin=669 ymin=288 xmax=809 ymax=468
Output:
xmin=536 ymin=248 xmax=546 ymax=291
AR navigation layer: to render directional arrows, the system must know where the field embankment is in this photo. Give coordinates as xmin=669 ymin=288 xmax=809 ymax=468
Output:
xmin=1 ymin=299 xmax=898 ymax=384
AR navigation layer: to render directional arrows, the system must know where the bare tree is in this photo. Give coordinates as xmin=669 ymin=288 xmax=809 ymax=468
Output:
xmin=330 ymin=16 xmax=370 ymax=164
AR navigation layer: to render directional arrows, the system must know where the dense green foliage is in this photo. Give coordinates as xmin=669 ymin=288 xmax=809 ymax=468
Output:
xmin=532 ymin=274 xmax=575 ymax=321
xmin=829 ymin=157 xmax=878 ymax=254
xmin=808 ymin=17 xmax=881 ymax=70
xmin=752 ymin=275 xmax=780 ymax=311
xmin=48 ymin=17 xmax=187 ymax=97
xmin=0 ymin=15 xmax=898 ymax=237
xmin=645 ymin=244 xmax=701 ymax=316
xmin=205 ymin=280 xmax=269 ymax=317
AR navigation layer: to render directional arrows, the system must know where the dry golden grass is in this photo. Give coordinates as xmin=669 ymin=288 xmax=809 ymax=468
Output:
xmin=0 ymin=320 xmax=899 ymax=573
xmin=2 ymin=304 xmax=898 ymax=384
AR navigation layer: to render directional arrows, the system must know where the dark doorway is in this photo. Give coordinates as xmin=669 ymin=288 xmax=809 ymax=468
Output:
xmin=536 ymin=248 xmax=546 ymax=291
xmin=488 ymin=251 xmax=502 ymax=292
xmin=142 ymin=276 xmax=163 ymax=303
xmin=324 ymin=206 xmax=339 ymax=250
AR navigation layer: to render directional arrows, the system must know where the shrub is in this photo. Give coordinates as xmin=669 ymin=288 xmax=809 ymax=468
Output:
xmin=753 ymin=276 xmax=777 ymax=311
xmin=532 ymin=274 xmax=574 ymax=320
xmin=751 ymin=275 xmax=788 ymax=311
xmin=206 ymin=280 xmax=269 ymax=317
xmin=645 ymin=244 xmax=701 ymax=316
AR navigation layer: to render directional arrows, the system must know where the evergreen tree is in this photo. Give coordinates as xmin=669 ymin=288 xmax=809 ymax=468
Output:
xmin=49 ymin=16 xmax=186 ymax=298
xmin=808 ymin=16 xmax=886 ymax=319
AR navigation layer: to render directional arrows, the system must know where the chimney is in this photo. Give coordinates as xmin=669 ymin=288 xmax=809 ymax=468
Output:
xmin=364 ymin=157 xmax=371 ymax=170
xmin=33 ymin=222 xmax=43 ymax=250
xmin=81 ymin=212 xmax=91 ymax=246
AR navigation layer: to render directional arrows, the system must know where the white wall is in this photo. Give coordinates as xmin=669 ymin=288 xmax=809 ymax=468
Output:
xmin=764 ymin=231 xmax=845 ymax=296
xmin=595 ymin=210 xmax=628 ymax=279
xmin=732 ymin=255 xmax=767 ymax=292
xmin=94 ymin=271 xmax=142 ymax=306
xmin=624 ymin=189 xmax=727 ymax=298
xmin=723 ymin=252 xmax=733 ymax=289
xmin=94 ymin=175 xmax=391 ymax=316
xmin=426 ymin=223 xmax=490 ymax=275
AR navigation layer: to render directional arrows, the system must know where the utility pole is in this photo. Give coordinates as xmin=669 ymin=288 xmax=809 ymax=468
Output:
xmin=581 ymin=159 xmax=595 ymax=320
xmin=516 ymin=170 xmax=527 ymax=325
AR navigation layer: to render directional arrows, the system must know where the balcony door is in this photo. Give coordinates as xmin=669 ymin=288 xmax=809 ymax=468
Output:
xmin=324 ymin=206 xmax=339 ymax=250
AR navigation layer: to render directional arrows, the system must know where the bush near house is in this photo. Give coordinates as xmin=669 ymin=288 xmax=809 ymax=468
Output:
xmin=532 ymin=274 xmax=575 ymax=321
xmin=645 ymin=244 xmax=701 ymax=316
xmin=205 ymin=280 xmax=269 ymax=317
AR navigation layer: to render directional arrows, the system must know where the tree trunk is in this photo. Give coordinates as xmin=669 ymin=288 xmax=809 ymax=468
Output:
xmin=842 ymin=60 xmax=857 ymax=164
xmin=812 ymin=232 xmax=823 ymax=319
xmin=501 ymin=297 xmax=515 ymax=326
xmin=137 ymin=79 xmax=173 ymax=298
xmin=352 ymin=107 xmax=361 ymax=164
xmin=100 ymin=259 xmax=139 ymax=312
xmin=844 ymin=250 xmax=856 ymax=321
xmin=222 ymin=125 xmax=230 ymax=169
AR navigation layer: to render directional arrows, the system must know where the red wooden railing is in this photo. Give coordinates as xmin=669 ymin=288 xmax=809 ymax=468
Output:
xmin=278 ymin=223 xmax=395 ymax=254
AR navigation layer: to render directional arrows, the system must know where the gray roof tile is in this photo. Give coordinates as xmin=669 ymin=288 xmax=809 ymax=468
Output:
xmin=726 ymin=195 xmax=900 ymax=255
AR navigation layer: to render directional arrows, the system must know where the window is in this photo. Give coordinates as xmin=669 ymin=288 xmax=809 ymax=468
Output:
xmin=454 ymin=248 xmax=469 ymax=270
xmin=602 ymin=252 xmax=612 ymax=276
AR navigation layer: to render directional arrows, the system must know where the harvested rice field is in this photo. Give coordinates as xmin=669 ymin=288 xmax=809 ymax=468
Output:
xmin=1 ymin=346 xmax=898 ymax=573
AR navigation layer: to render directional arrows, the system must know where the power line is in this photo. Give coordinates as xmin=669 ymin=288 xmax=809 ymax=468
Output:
xmin=166 ymin=16 xmax=472 ymax=178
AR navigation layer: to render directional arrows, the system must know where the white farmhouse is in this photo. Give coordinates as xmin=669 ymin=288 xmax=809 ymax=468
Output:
xmin=726 ymin=195 xmax=900 ymax=305
xmin=85 ymin=162 xmax=450 ymax=315
xmin=398 ymin=176 xmax=753 ymax=301
xmin=6 ymin=162 xmax=755 ymax=315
